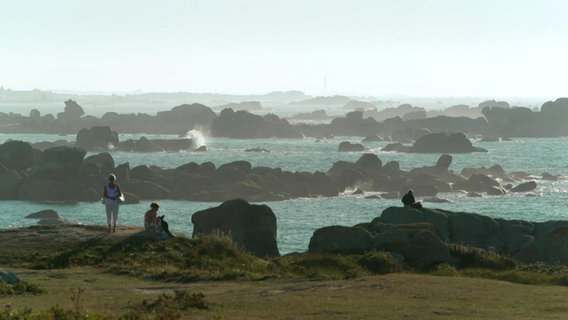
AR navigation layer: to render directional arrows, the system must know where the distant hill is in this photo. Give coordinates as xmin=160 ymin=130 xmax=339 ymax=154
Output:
xmin=290 ymin=95 xmax=351 ymax=106
xmin=0 ymin=87 xmax=309 ymax=106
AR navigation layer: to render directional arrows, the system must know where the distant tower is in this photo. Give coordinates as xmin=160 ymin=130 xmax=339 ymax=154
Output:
xmin=323 ymin=76 xmax=327 ymax=96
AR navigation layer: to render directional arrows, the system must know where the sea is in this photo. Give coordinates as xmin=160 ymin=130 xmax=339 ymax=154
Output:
xmin=1 ymin=132 xmax=567 ymax=254
xmin=1 ymin=103 xmax=567 ymax=254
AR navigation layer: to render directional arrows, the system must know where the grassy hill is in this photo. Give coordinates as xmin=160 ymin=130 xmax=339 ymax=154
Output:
xmin=1 ymin=224 xmax=568 ymax=319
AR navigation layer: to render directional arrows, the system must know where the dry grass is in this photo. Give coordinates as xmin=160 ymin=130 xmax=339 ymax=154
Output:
xmin=3 ymin=225 xmax=568 ymax=319
xmin=4 ymin=267 xmax=568 ymax=319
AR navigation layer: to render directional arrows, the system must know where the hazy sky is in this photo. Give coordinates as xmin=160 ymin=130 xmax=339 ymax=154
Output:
xmin=1 ymin=0 xmax=567 ymax=98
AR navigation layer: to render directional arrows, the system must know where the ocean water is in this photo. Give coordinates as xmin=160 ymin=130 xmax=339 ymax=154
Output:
xmin=1 ymin=133 xmax=567 ymax=254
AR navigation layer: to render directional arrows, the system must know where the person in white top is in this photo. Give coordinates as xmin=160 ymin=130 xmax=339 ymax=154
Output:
xmin=102 ymin=174 xmax=123 ymax=232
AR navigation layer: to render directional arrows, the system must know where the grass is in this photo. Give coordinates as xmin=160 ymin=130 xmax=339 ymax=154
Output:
xmin=3 ymin=225 xmax=568 ymax=318
xmin=0 ymin=281 xmax=45 ymax=296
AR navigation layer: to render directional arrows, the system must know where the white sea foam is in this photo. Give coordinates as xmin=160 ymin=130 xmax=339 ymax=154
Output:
xmin=184 ymin=129 xmax=206 ymax=149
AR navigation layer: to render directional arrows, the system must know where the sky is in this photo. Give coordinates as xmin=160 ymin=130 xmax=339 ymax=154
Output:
xmin=1 ymin=0 xmax=567 ymax=98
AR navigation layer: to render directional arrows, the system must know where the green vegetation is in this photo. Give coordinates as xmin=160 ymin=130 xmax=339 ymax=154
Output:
xmin=0 ymin=289 xmax=209 ymax=319
xmin=4 ymin=229 xmax=568 ymax=318
xmin=0 ymin=281 xmax=44 ymax=296
xmin=7 ymin=231 xmax=568 ymax=286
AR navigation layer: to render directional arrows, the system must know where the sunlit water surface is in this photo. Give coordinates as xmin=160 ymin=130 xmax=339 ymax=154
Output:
xmin=1 ymin=133 xmax=567 ymax=254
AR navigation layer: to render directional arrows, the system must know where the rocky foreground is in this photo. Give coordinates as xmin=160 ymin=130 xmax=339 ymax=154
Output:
xmin=10 ymin=199 xmax=568 ymax=272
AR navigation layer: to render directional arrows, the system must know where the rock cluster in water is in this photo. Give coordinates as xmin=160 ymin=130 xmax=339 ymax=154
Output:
xmin=0 ymin=138 xmax=553 ymax=202
xmin=3 ymin=98 xmax=568 ymax=140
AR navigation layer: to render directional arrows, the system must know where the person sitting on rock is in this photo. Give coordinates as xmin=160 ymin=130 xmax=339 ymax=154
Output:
xmin=401 ymin=189 xmax=423 ymax=209
xmin=144 ymin=202 xmax=174 ymax=238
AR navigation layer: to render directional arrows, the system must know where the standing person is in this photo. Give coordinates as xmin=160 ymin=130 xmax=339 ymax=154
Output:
xmin=103 ymin=174 xmax=123 ymax=232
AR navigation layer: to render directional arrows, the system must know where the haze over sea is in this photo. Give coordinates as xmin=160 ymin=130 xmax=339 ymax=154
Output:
xmin=1 ymin=124 xmax=567 ymax=254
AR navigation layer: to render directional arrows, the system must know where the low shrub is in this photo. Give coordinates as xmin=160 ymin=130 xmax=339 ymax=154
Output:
xmin=0 ymin=281 xmax=45 ymax=296
xmin=448 ymin=244 xmax=518 ymax=270
xmin=356 ymin=250 xmax=405 ymax=274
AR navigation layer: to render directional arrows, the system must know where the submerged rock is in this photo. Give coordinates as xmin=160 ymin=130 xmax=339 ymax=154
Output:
xmin=25 ymin=209 xmax=59 ymax=219
xmin=338 ymin=141 xmax=365 ymax=152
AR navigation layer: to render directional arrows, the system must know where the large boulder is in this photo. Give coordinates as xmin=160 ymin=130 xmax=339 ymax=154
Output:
xmin=79 ymin=152 xmax=115 ymax=177
xmin=355 ymin=153 xmax=382 ymax=173
xmin=25 ymin=209 xmax=59 ymax=219
xmin=0 ymin=140 xmax=36 ymax=171
xmin=338 ymin=141 xmax=365 ymax=152
xmin=308 ymin=225 xmax=373 ymax=254
xmin=76 ymin=126 xmax=119 ymax=151
xmin=191 ymin=199 xmax=280 ymax=257
xmin=309 ymin=206 xmax=568 ymax=266
xmin=381 ymin=143 xmax=411 ymax=153
xmin=435 ymin=154 xmax=452 ymax=172
xmin=370 ymin=223 xmax=452 ymax=269
xmin=454 ymin=174 xmax=501 ymax=193
xmin=31 ymin=146 xmax=86 ymax=180
xmin=510 ymin=181 xmax=537 ymax=193
xmin=514 ymin=226 xmax=568 ymax=264
xmin=63 ymin=99 xmax=85 ymax=118
xmin=0 ymin=170 xmax=23 ymax=199
xmin=308 ymin=226 xmax=373 ymax=253
xmin=154 ymin=103 xmax=217 ymax=134
xmin=211 ymin=108 xmax=302 ymax=138
xmin=378 ymin=207 xmax=451 ymax=240
xmin=412 ymin=132 xmax=488 ymax=153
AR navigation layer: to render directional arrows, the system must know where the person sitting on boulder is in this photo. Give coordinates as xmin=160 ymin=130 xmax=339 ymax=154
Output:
xmin=401 ymin=189 xmax=423 ymax=209
xmin=144 ymin=202 xmax=174 ymax=238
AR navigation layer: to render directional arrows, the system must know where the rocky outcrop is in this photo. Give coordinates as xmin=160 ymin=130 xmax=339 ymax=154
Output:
xmin=0 ymin=140 xmax=553 ymax=203
xmin=287 ymin=109 xmax=332 ymax=121
xmin=191 ymin=199 xmax=280 ymax=257
xmin=412 ymin=132 xmax=487 ymax=153
xmin=384 ymin=132 xmax=488 ymax=154
xmin=309 ymin=206 xmax=568 ymax=268
xmin=80 ymin=152 xmax=115 ymax=177
xmin=152 ymin=103 xmax=217 ymax=134
xmin=25 ymin=209 xmax=59 ymax=219
xmin=76 ymin=126 xmax=119 ymax=151
xmin=63 ymin=99 xmax=85 ymax=118
xmin=0 ymin=140 xmax=35 ymax=170
xmin=378 ymin=207 xmax=568 ymax=264
xmin=211 ymin=108 xmax=303 ymax=138
xmin=330 ymin=111 xmax=381 ymax=137
xmin=25 ymin=209 xmax=69 ymax=226
xmin=338 ymin=141 xmax=365 ymax=152
xmin=31 ymin=146 xmax=86 ymax=180
xmin=308 ymin=226 xmax=373 ymax=254
xmin=510 ymin=181 xmax=537 ymax=192
xmin=370 ymin=222 xmax=452 ymax=268
xmin=6 ymin=97 xmax=568 ymax=139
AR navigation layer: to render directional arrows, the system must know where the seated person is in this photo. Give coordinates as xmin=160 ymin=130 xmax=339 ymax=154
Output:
xmin=144 ymin=202 xmax=170 ymax=238
xmin=401 ymin=189 xmax=423 ymax=209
